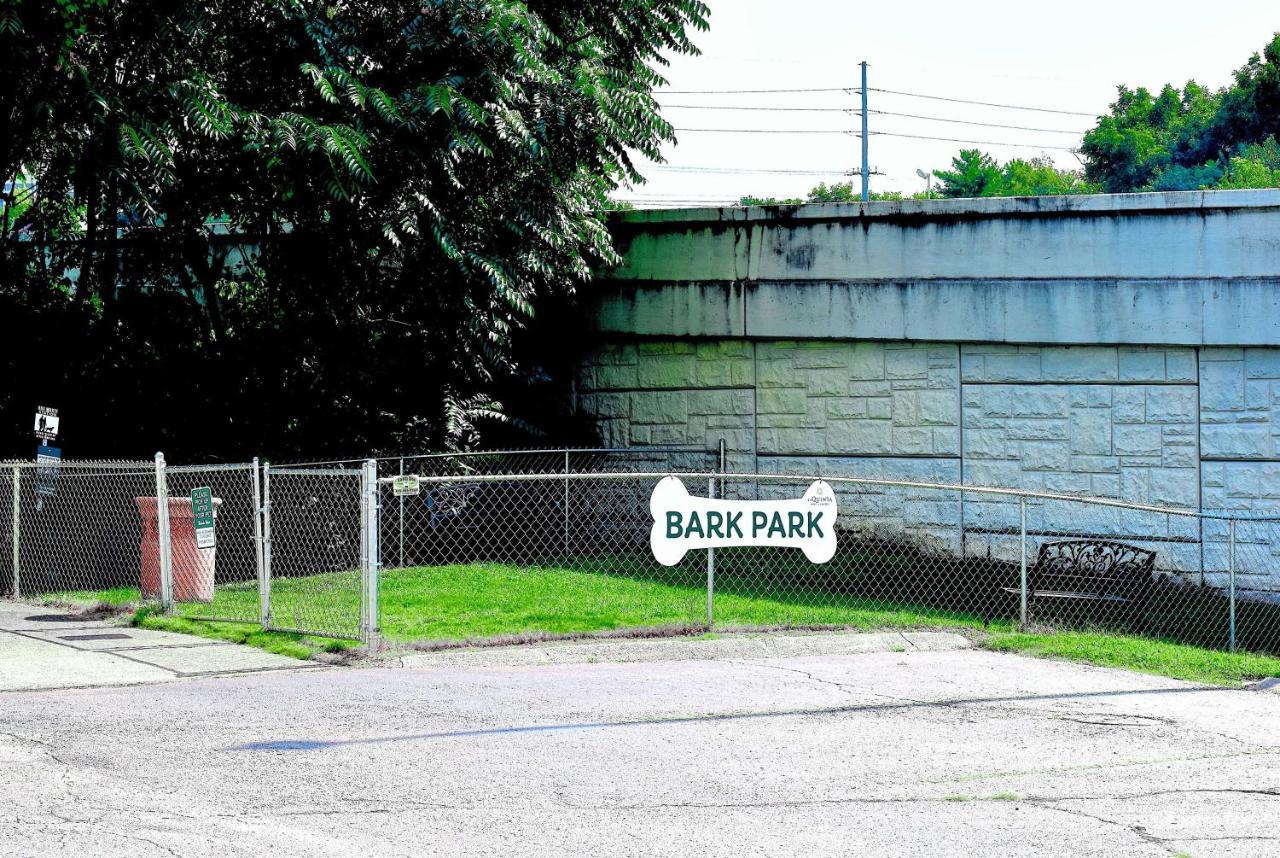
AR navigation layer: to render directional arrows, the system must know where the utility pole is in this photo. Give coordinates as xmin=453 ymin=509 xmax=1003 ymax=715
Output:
xmin=860 ymin=61 xmax=869 ymax=201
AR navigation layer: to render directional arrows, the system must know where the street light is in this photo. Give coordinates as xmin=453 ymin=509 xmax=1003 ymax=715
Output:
xmin=916 ymin=168 xmax=934 ymax=200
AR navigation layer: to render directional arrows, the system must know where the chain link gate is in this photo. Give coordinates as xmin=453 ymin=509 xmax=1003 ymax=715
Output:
xmin=260 ymin=462 xmax=377 ymax=642
xmin=162 ymin=462 xmax=263 ymax=624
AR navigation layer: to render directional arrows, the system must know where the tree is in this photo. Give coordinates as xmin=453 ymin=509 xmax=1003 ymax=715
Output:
xmin=736 ymin=183 xmax=912 ymax=206
xmin=737 ymin=194 xmax=803 ymax=206
xmin=1218 ymin=139 xmax=1280 ymax=188
xmin=933 ymin=150 xmax=1001 ymax=198
xmin=1080 ymin=33 xmax=1280 ymax=192
xmin=0 ymin=0 xmax=709 ymax=458
xmin=932 ymin=150 xmax=1096 ymax=198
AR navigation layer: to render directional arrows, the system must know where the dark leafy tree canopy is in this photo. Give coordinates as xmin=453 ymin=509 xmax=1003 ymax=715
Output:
xmin=0 ymin=0 xmax=709 ymax=458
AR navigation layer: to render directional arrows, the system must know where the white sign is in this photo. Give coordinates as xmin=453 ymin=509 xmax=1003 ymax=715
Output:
xmin=649 ymin=476 xmax=838 ymax=566
xmin=392 ymin=475 xmax=421 ymax=497
xmin=33 ymin=406 xmax=59 ymax=441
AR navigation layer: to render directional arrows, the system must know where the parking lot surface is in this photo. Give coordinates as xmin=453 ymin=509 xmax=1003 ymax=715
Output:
xmin=1 ymin=630 xmax=1277 ymax=857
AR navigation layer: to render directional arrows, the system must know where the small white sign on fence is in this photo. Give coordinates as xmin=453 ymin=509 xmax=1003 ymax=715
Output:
xmin=392 ymin=475 xmax=421 ymax=496
xmin=649 ymin=476 xmax=838 ymax=566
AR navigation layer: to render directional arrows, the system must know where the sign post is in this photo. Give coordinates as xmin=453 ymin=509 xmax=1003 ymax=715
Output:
xmin=191 ymin=486 xmax=216 ymax=549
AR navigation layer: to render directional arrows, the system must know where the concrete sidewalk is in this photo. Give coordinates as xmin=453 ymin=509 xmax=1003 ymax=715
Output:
xmin=0 ymin=601 xmax=312 ymax=691
xmin=395 ymin=629 xmax=972 ymax=669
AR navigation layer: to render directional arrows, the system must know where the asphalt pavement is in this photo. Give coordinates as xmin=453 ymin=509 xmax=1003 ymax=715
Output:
xmin=1 ymin=615 xmax=1278 ymax=856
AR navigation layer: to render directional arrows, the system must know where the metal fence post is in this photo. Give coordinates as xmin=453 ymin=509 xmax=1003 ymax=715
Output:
xmin=154 ymin=452 xmax=174 ymax=611
xmin=563 ymin=450 xmax=571 ymax=560
xmin=398 ymin=457 xmax=405 ymax=569
xmin=707 ymin=473 xmax=716 ymax=629
xmin=718 ymin=438 xmax=726 ymax=486
xmin=251 ymin=457 xmax=269 ymax=627
xmin=10 ymin=465 xmax=20 ymax=600
xmin=1228 ymin=517 xmax=1237 ymax=653
xmin=1019 ymin=497 xmax=1028 ymax=628
xmin=361 ymin=458 xmax=380 ymax=646
xmin=261 ymin=461 xmax=273 ymax=629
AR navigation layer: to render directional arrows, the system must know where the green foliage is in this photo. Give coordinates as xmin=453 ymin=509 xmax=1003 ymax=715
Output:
xmin=737 ymin=183 xmax=917 ymax=207
xmin=132 ymin=606 xmax=353 ymax=660
xmin=933 ymin=149 xmax=1098 ymax=198
xmin=985 ymin=632 xmax=1280 ymax=687
xmin=1081 ymin=33 xmax=1280 ymax=192
xmin=737 ymin=194 xmax=804 ymax=206
xmin=0 ymin=0 xmax=708 ymax=457
xmin=1218 ymin=139 xmax=1280 ymax=188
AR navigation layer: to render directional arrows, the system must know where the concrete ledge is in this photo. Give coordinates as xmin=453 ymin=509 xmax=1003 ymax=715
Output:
xmin=613 ymin=188 xmax=1280 ymax=227
xmin=395 ymin=630 xmax=971 ymax=670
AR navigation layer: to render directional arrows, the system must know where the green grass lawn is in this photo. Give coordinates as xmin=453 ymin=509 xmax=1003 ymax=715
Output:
xmin=985 ymin=631 xmax=1280 ymax=686
xmin=377 ymin=563 xmax=1001 ymax=641
xmin=37 ymin=561 xmax=1280 ymax=685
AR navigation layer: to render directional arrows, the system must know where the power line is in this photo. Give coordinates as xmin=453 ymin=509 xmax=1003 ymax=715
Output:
xmin=673 ymin=127 xmax=852 ymax=134
xmin=864 ymin=130 xmax=1077 ymax=151
xmin=670 ymin=125 xmax=1074 ymax=150
xmin=645 ymin=165 xmax=858 ymax=175
xmin=869 ymin=109 xmax=1084 ymax=135
xmin=655 ymin=84 xmax=1096 ymax=117
xmin=623 ymin=194 xmax=753 ymax=200
xmin=658 ymin=86 xmax=851 ymax=94
xmin=661 ymin=103 xmax=1086 ymax=132
xmin=864 ymin=87 xmax=1097 ymax=117
xmin=660 ymin=103 xmax=849 ymax=112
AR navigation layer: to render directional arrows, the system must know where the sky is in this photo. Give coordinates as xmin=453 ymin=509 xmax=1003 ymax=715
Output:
xmin=617 ymin=0 xmax=1280 ymax=207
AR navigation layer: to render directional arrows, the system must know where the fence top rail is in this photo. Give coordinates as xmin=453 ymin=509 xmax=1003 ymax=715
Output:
xmin=274 ymin=447 xmax=713 ymax=469
xmin=167 ymin=463 xmax=254 ymax=474
xmin=394 ymin=447 xmax=711 ymax=460
xmin=1 ymin=459 xmax=151 ymax=469
xmin=269 ymin=466 xmax=362 ymax=477
xmin=379 ymin=469 xmax=1280 ymax=523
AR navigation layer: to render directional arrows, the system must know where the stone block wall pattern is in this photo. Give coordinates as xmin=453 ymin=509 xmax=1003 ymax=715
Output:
xmin=576 ymin=191 xmax=1280 ymax=593
xmin=577 ymin=341 xmax=1219 ymax=577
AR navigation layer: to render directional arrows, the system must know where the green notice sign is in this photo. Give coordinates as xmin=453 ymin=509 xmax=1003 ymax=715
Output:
xmin=191 ymin=486 xmax=216 ymax=549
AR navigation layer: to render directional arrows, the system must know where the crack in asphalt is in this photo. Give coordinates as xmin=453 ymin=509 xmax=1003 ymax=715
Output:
xmin=560 ymin=785 xmax=1280 ymax=814
xmin=731 ymin=659 xmax=1265 ymax=757
xmin=732 ymin=659 xmax=931 ymax=707
xmin=0 ymin=730 xmax=73 ymax=768
xmin=925 ymin=747 xmax=1280 ymax=785
xmin=1025 ymin=801 xmax=1175 ymax=854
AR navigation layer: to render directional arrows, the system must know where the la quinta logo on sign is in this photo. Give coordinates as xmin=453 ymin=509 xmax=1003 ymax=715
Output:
xmin=649 ymin=476 xmax=838 ymax=566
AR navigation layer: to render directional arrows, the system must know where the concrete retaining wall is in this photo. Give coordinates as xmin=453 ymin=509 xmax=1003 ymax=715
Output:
xmin=575 ymin=190 xmax=1280 ymax=591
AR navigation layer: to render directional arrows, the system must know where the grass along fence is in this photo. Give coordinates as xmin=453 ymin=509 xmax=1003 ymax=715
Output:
xmin=8 ymin=452 xmax=1280 ymax=682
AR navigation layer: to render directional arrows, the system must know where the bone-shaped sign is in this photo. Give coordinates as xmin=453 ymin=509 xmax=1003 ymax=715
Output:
xmin=649 ymin=476 xmax=838 ymax=566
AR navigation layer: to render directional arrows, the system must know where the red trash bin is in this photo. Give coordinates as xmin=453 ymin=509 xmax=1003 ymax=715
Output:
xmin=135 ymin=496 xmax=221 ymax=602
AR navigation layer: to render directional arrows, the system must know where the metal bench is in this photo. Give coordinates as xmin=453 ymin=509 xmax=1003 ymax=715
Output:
xmin=998 ymin=539 xmax=1156 ymax=628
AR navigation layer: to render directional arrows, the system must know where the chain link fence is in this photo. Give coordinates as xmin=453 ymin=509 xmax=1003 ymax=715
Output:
xmin=0 ymin=460 xmax=156 ymax=601
xmin=260 ymin=464 xmax=368 ymax=641
xmin=375 ymin=467 xmax=1280 ymax=657
xmin=2 ymin=447 xmax=1278 ymax=658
